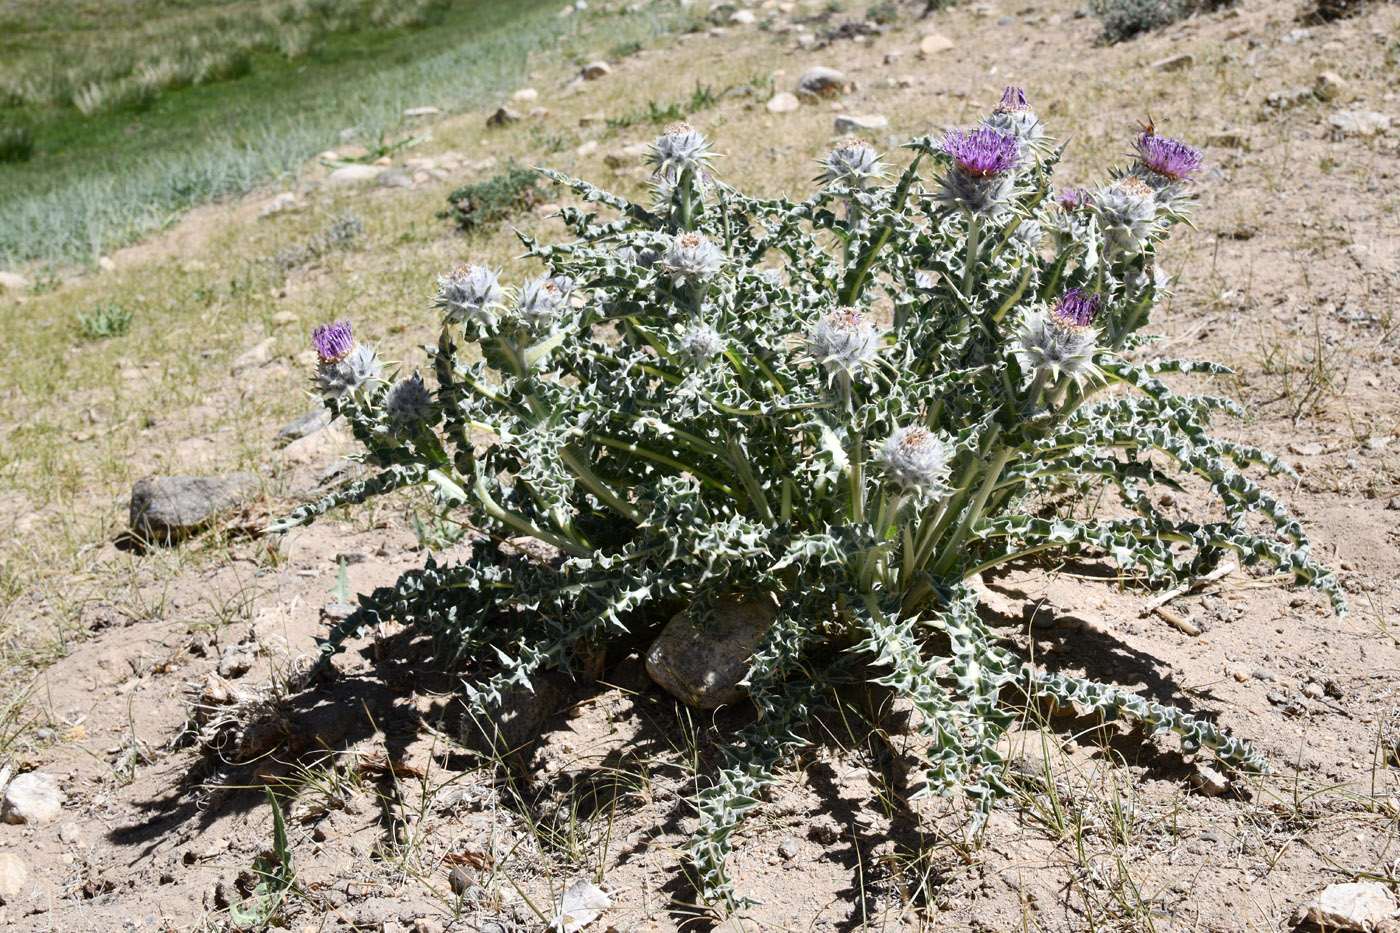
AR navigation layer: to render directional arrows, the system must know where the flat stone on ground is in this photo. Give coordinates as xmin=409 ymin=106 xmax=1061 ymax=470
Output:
xmin=767 ymin=91 xmax=800 ymax=113
xmin=2 ymin=772 xmax=64 ymax=825
xmin=797 ymin=66 xmax=847 ymax=99
xmin=128 ymin=473 xmax=260 ymax=543
xmin=646 ymin=598 xmax=777 ymax=709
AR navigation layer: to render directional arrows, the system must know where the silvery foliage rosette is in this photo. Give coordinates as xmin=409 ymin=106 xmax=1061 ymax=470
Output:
xmin=274 ymin=89 xmax=1342 ymax=910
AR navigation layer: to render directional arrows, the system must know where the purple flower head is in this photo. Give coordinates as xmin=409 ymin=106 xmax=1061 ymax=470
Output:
xmin=312 ymin=319 xmax=354 ymax=363
xmin=1057 ymin=187 xmax=1094 ymax=211
xmin=1132 ymin=132 xmax=1203 ymax=183
xmin=995 ymin=86 xmax=1032 ymax=114
xmin=1051 ymin=288 xmax=1103 ymax=328
xmin=940 ymin=126 xmax=1021 ymax=179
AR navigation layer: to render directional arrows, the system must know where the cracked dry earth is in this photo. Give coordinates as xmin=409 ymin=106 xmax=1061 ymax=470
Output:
xmin=2 ymin=0 xmax=1400 ymax=929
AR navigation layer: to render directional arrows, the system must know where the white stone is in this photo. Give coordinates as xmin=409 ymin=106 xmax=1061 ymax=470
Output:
xmin=730 ymin=8 xmax=756 ymax=22
xmin=98 ymin=256 xmax=116 ymax=272
xmin=918 ymin=33 xmax=954 ymax=56
xmin=403 ymin=106 xmax=441 ymax=117
xmin=0 ymin=271 xmax=29 ymax=291
xmin=512 ymin=87 xmax=540 ymax=102
xmin=766 ymin=91 xmax=800 ymax=113
xmin=1152 ymin=52 xmax=1194 ymax=72
xmin=834 ymin=113 xmax=888 ymax=134
xmin=1330 ymin=110 xmax=1390 ymax=138
xmin=2 ymin=772 xmax=64 ymax=825
xmin=576 ymin=140 xmax=599 ymax=156
xmin=0 ymin=853 xmax=25 ymax=900
xmin=1314 ymin=71 xmax=1347 ymax=101
xmin=326 ymin=164 xmax=386 ymax=186
xmin=582 ymin=61 xmax=611 ymax=80
xmin=257 ymin=192 xmax=299 ymax=218
xmin=1295 ymin=883 xmax=1398 ymax=932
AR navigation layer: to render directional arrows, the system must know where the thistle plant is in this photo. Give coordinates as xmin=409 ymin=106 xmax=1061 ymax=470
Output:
xmin=273 ymin=89 xmax=1342 ymax=909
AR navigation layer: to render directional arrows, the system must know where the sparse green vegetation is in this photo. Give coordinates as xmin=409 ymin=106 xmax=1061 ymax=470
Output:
xmin=76 ymin=300 xmax=133 ymax=340
xmin=440 ymin=165 xmax=542 ymax=233
xmin=0 ymin=125 xmax=33 ymax=163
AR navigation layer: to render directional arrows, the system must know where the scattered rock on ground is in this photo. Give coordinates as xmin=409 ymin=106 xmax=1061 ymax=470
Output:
xmin=645 ymin=598 xmax=777 ymax=709
xmin=231 ymin=337 xmax=276 ymax=375
xmin=1265 ymin=87 xmax=1314 ymax=110
xmin=1293 ymin=883 xmax=1399 ymax=932
xmin=604 ymin=143 xmax=650 ymax=169
xmin=377 ymin=169 xmax=414 ymax=188
xmin=1192 ymin=764 xmax=1230 ymax=796
xmin=730 ymin=8 xmax=756 ymax=23
xmin=582 ymin=61 xmax=611 ymax=80
xmin=403 ymin=106 xmax=441 ymax=117
xmin=2 ymin=772 xmax=64 ymax=825
xmin=1152 ymin=53 xmax=1194 ymax=72
xmin=98 ymin=256 xmax=116 ymax=272
xmin=275 ymin=408 xmax=333 ymax=447
xmin=0 ymin=271 xmax=30 ymax=291
xmin=326 ymin=164 xmax=387 ymax=186
xmin=1329 ymin=110 xmax=1390 ymax=138
xmin=128 ymin=473 xmax=260 ymax=543
xmin=487 ymin=106 xmax=522 ymax=127
xmin=257 ymin=192 xmax=299 ymax=218
xmin=1315 ymin=71 xmax=1347 ymax=101
xmin=0 ymin=853 xmax=26 ymax=901
xmin=834 ymin=113 xmax=888 ymax=134
xmin=797 ymin=66 xmax=847 ymax=99
xmin=767 ymin=91 xmax=800 ymax=113
xmin=512 ymin=87 xmax=539 ymax=103
xmin=918 ymin=33 xmax=954 ymax=56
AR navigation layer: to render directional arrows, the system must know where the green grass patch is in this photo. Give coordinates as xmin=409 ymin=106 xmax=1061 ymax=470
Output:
xmin=75 ymin=300 xmax=133 ymax=340
xmin=0 ymin=0 xmax=566 ymax=267
xmin=440 ymin=165 xmax=543 ymax=234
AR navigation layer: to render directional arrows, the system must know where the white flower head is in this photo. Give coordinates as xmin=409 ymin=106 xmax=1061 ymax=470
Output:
xmin=517 ymin=274 xmax=574 ymax=328
xmin=436 ymin=262 xmax=504 ymax=325
xmin=1093 ymin=177 xmax=1157 ymax=255
xmin=649 ymin=121 xmax=715 ymax=182
xmin=678 ymin=324 xmax=724 ymax=364
xmin=664 ymin=231 xmax=723 ymax=282
xmin=315 ymin=344 xmax=383 ymax=400
xmin=384 ymin=371 xmax=433 ymax=423
xmin=806 ymin=307 xmax=880 ymax=375
xmin=877 ymin=426 xmax=953 ymax=497
xmin=820 ymin=138 xmax=886 ymax=190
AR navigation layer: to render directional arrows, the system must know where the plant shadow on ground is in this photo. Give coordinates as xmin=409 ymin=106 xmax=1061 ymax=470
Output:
xmin=105 ymin=579 xmax=1229 ymax=918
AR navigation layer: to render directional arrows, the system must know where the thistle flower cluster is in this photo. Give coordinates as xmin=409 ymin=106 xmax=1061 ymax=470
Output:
xmin=384 ymin=372 xmax=433 ymax=424
xmin=1131 ymin=131 xmax=1203 ymax=185
xmin=437 ymin=263 xmax=503 ymax=326
xmin=517 ymin=274 xmax=573 ymax=328
xmin=877 ymin=426 xmax=953 ymax=497
xmin=664 ymin=231 xmax=723 ymax=282
xmin=649 ymin=122 xmax=715 ymax=183
xmin=806 ymin=307 xmax=880 ymax=375
xmin=1015 ymin=288 xmax=1105 ymax=385
xmin=934 ymin=124 xmax=1022 ymax=216
xmin=310 ymin=320 xmax=383 ymax=400
xmin=1094 ymin=175 xmax=1159 ymax=254
xmin=820 ymin=138 xmax=886 ymax=190
xmin=678 ymin=324 xmax=724 ymax=364
xmin=983 ymin=85 xmax=1047 ymax=146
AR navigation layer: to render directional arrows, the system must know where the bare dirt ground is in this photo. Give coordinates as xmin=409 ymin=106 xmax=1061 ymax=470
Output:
xmin=1 ymin=0 xmax=1398 ymax=930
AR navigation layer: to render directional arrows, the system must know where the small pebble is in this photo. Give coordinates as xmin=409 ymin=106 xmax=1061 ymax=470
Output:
xmin=1252 ymin=668 xmax=1275 ymax=681
xmin=778 ymin=839 xmax=799 ymax=860
xmin=1302 ymin=682 xmax=1324 ymax=699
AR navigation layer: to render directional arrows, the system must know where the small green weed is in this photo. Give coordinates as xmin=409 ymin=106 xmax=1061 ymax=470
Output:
xmin=229 ymin=789 xmax=298 ymax=929
xmin=866 ymin=0 xmax=900 ymax=24
xmin=76 ymin=301 xmax=133 ymax=340
xmin=0 ymin=126 xmax=33 ymax=164
xmin=440 ymin=165 xmax=542 ymax=234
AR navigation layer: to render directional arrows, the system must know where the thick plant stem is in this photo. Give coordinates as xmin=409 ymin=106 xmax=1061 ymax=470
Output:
xmin=962 ymin=212 xmax=983 ymax=299
xmin=932 ymin=445 xmax=1015 ymax=577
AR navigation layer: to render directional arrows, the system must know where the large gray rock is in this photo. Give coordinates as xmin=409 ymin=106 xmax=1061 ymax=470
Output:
xmin=129 ymin=473 xmax=260 ymax=543
xmin=275 ymin=408 xmax=333 ymax=447
xmin=2 ymin=772 xmax=64 ymax=825
xmin=797 ymin=66 xmax=847 ymax=99
xmin=0 ymin=853 xmax=25 ymax=901
xmin=834 ymin=113 xmax=888 ymax=134
xmin=1294 ymin=883 xmax=1398 ymax=931
xmin=646 ymin=598 xmax=777 ymax=709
